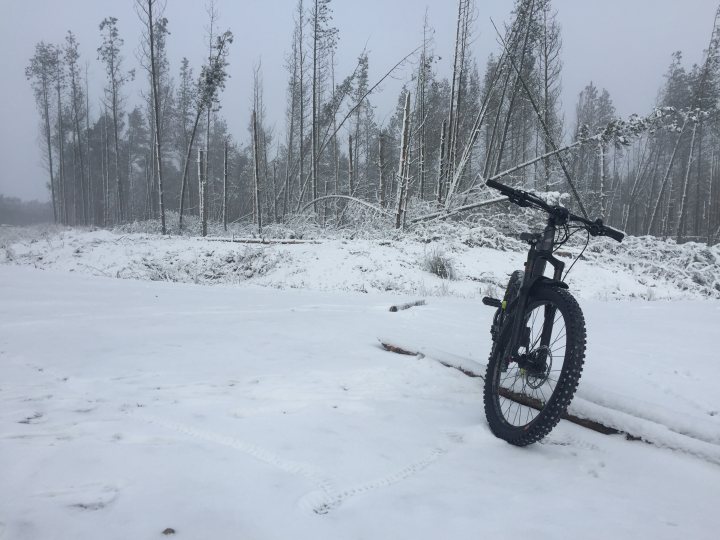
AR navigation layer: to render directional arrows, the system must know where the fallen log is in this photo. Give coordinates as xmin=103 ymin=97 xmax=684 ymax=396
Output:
xmin=389 ymin=300 xmax=426 ymax=312
xmin=379 ymin=341 xmax=634 ymax=439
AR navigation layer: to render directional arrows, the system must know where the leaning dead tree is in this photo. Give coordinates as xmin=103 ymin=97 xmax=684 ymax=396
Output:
xmin=414 ymin=108 xmax=684 ymax=224
xmin=177 ymin=29 xmax=233 ymax=231
xmin=295 ymin=47 xmax=421 ymax=216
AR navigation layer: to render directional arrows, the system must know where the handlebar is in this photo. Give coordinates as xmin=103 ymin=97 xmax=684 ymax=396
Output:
xmin=485 ymin=179 xmax=625 ymax=242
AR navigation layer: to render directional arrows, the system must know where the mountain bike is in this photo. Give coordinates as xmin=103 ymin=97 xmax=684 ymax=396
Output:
xmin=481 ymin=179 xmax=624 ymax=446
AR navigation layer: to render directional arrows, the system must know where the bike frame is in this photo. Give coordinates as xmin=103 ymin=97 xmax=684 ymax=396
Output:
xmin=502 ymin=209 xmax=570 ymax=364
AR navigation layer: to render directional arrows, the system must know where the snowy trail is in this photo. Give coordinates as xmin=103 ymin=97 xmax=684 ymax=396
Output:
xmin=1 ymin=266 xmax=719 ymax=539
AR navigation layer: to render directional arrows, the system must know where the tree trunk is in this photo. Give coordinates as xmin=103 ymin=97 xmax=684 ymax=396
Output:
xmin=55 ymin=60 xmax=67 ymax=225
xmin=694 ymin=121 xmax=703 ymax=237
xmin=311 ymin=0 xmax=319 ymax=214
xmin=85 ymin=64 xmax=92 ymax=225
xmin=436 ymin=120 xmax=447 ymax=203
xmin=70 ymin=86 xmax=87 ymax=225
xmin=493 ymin=0 xmax=535 ymax=176
xmin=378 ymin=133 xmax=386 ymax=207
xmin=298 ymin=0 xmax=305 ymax=212
xmin=252 ymin=110 xmax=263 ymax=234
xmin=283 ymin=42 xmax=298 ymax=220
xmin=348 ymin=134 xmax=354 ymax=195
xmin=146 ymin=0 xmax=167 ymax=234
xmin=110 ymin=50 xmax=124 ymax=223
xmin=444 ymin=0 xmax=465 ymax=188
xmin=599 ymin=142 xmax=607 ymax=220
xmin=41 ymin=75 xmax=57 ymax=222
xmin=102 ymin=109 xmax=110 ymax=226
xmin=223 ymin=139 xmax=228 ymax=231
xmin=395 ymin=92 xmax=412 ymax=229
xmin=198 ymin=148 xmax=207 ymax=237
xmin=179 ymin=109 xmax=203 ymax=230
xmin=675 ymin=122 xmax=698 ymax=242
xmin=647 ymin=118 xmax=688 ymax=235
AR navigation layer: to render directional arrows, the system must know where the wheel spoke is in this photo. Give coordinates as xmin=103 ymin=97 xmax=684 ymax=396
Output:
xmin=492 ymin=294 xmax=580 ymax=429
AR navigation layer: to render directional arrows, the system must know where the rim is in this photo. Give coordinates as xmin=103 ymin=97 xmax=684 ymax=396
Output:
xmin=495 ymin=299 xmax=567 ymax=428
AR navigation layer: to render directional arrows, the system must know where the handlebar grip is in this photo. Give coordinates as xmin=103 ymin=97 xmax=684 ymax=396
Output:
xmin=603 ymin=226 xmax=625 ymax=242
xmin=486 ymin=179 xmax=512 ymax=194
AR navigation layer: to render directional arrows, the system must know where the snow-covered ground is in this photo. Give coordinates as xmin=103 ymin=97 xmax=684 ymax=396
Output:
xmin=1 ymin=257 xmax=719 ymax=538
xmin=1 ymin=225 xmax=719 ymax=538
xmin=2 ymin=225 xmax=719 ymax=300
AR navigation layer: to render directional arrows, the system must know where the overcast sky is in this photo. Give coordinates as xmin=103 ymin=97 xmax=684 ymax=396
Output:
xmin=1 ymin=0 xmax=717 ymax=202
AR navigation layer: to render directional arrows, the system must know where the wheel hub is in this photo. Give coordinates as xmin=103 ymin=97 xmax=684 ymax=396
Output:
xmin=517 ymin=346 xmax=552 ymax=388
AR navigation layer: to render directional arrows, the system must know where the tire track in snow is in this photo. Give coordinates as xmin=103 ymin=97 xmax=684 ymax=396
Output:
xmin=136 ymin=412 xmax=451 ymax=515
xmin=12 ymin=358 xmax=454 ymax=515
xmin=298 ymin=446 xmax=448 ymax=514
xmin=134 ymin=412 xmax=337 ymax=501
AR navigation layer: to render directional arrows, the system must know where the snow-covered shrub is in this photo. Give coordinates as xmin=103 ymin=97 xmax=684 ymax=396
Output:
xmin=423 ymin=248 xmax=456 ymax=280
xmin=121 ymin=245 xmax=283 ymax=284
xmin=4 ymin=212 xmax=720 ymax=299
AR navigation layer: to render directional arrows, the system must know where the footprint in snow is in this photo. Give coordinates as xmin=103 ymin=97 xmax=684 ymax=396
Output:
xmin=35 ymin=484 xmax=119 ymax=511
xmin=18 ymin=412 xmax=43 ymax=424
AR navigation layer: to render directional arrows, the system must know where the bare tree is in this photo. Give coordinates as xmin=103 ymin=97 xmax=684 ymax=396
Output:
xmin=53 ymin=46 xmax=68 ymax=223
xmin=252 ymin=110 xmax=262 ymax=234
xmin=98 ymin=17 xmax=133 ymax=223
xmin=675 ymin=120 xmax=699 ymax=241
xmin=136 ymin=0 xmax=169 ymax=234
xmin=84 ymin=62 xmax=93 ymax=224
xmin=223 ymin=138 xmax=228 ymax=230
xmin=176 ymin=58 xmax=195 ymax=216
xmin=310 ymin=0 xmax=338 ymax=215
xmin=395 ymin=92 xmax=412 ymax=229
xmin=65 ymin=32 xmax=88 ymax=224
xmin=177 ymin=30 xmax=233 ymax=230
xmin=26 ymin=42 xmax=59 ymax=222
xmin=197 ymin=149 xmax=207 ymax=236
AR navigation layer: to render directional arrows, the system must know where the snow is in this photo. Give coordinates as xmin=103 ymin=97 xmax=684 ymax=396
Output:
xmin=2 ymin=225 xmax=719 ymax=300
xmin=1 ymin=263 xmax=719 ymax=539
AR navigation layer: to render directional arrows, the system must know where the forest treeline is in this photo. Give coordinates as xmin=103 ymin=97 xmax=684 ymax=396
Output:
xmin=25 ymin=0 xmax=720 ymax=243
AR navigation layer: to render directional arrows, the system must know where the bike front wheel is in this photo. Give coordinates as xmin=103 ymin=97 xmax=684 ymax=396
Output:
xmin=483 ymin=286 xmax=586 ymax=446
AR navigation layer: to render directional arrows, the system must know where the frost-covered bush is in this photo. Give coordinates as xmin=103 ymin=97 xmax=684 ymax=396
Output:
xmin=423 ymin=248 xmax=456 ymax=280
xmin=4 ymin=208 xmax=720 ymax=299
xmin=120 ymin=246 xmax=283 ymax=284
